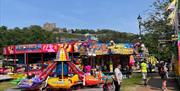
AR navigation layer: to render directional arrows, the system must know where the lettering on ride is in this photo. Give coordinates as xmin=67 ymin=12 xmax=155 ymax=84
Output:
xmin=16 ymin=44 xmax=41 ymax=51
xmin=42 ymin=44 xmax=55 ymax=52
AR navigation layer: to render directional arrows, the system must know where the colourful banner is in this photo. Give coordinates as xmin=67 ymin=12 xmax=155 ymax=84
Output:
xmin=15 ymin=44 xmax=42 ymax=54
xmin=3 ymin=42 xmax=133 ymax=55
xmin=4 ymin=45 xmax=15 ymax=55
xmin=42 ymin=44 xmax=58 ymax=52
xmin=95 ymin=44 xmax=108 ymax=55
xmin=178 ymin=30 xmax=180 ymax=76
xmin=178 ymin=41 xmax=180 ymax=65
xmin=3 ymin=44 xmax=70 ymax=55
xmin=108 ymin=44 xmax=133 ymax=55
xmin=178 ymin=40 xmax=180 ymax=75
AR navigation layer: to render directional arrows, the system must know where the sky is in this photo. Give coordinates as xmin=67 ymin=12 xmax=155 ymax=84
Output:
xmin=0 ymin=0 xmax=155 ymax=34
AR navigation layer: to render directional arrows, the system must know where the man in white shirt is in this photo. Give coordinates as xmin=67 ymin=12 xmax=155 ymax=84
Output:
xmin=114 ymin=64 xmax=123 ymax=91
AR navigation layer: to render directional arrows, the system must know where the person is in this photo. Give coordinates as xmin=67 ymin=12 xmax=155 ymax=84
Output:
xmin=140 ymin=60 xmax=148 ymax=86
xmin=157 ymin=62 xmax=162 ymax=75
xmin=96 ymin=64 xmax=100 ymax=70
xmin=103 ymin=65 xmax=107 ymax=72
xmin=33 ymin=64 xmax=38 ymax=70
xmin=148 ymin=62 xmax=152 ymax=73
xmin=85 ymin=65 xmax=91 ymax=75
xmin=114 ymin=64 xmax=123 ymax=91
xmin=96 ymin=69 xmax=103 ymax=81
xmin=164 ymin=62 xmax=169 ymax=78
xmin=125 ymin=66 xmax=130 ymax=78
xmin=160 ymin=63 xmax=168 ymax=91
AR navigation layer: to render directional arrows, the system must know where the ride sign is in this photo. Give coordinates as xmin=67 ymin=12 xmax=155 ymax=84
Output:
xmin=15 ymin=44 xmax=42 ymax=54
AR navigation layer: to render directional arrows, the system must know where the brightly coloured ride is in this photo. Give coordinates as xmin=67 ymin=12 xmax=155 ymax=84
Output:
xmin=67 ymin=62 xmax=102 ymax=86
xmin=47 ymin=48 xmax=79 ymax=89
xmin=47 ymin=74 xmax=79 ymax=89
xmin=17 ymin=61 xmax=57 ymax=89
xmin=10 ymin=73 xmax=26 ymax=84
xmin=84 ymin=75 xmax=101 ymax=86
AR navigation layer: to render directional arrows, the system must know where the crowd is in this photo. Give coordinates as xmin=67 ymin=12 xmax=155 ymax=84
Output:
xmin=139 ymin=59 xmax=170 ymax=91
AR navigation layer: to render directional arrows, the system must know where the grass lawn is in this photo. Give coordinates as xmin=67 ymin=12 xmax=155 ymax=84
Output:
xmin=0 ymin=73 xmax=143 ymax=91
xmin=0 ymin=81 xmax=16 ymax=91
xmin=121 ymin=73 xmax=142 ymax=91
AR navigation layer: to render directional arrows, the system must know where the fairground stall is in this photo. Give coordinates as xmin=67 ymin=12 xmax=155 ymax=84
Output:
xmin=2 ymin=42 xmax=81 ymax=75
xmin=80 ymin=40 xmax=134 ymax=74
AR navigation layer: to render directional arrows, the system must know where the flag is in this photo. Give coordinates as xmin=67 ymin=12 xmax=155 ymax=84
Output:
xmin=166 ymin=0 xmax=177 ymax=11
xmin=167 ymin=18 xmax=175 ymax=25
xmin=167 ymin=10 xmax=176 ymax=25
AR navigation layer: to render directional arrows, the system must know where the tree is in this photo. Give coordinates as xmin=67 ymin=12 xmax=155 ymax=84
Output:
xmin=0 ymin=26 xmax=8 ymax=54
xmin=142 ymin=0 xmax=173 ymax=60
xmin=0 ymin=26 xmax=7 ymax=30
xmin=0 ymin=25 xmax=138 ymax=55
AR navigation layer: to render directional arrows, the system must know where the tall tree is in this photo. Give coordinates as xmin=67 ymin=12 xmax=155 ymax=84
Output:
xmin=142 ymin=0 xmax=173 ymax=60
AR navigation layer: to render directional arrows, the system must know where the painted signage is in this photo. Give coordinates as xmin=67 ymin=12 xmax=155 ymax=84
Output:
xmin=15 ymin=44 xmax=42 ymax=54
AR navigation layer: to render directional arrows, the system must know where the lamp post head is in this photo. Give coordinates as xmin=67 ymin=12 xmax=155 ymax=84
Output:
xmin=137 ymin=15 xmax=142 ymax=23
xmin=137 ymin=14 xmax=142 ymax=40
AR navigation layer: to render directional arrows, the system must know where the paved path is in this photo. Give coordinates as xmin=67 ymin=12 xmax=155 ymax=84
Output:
xmin=136 ymin=73 xmax=179 ymax=91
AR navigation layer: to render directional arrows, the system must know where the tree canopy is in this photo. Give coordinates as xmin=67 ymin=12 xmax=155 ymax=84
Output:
xmin=0 ymin=25 xmax=138 ymax=55
xmin=142 ymin=0 xmax=175 ymax=60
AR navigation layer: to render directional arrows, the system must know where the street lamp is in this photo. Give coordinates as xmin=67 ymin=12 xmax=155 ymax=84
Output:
xmin=23 ymin=46 xmax=26 ymax=64
xmin=137 ymin=15 xmax=142 ymax=40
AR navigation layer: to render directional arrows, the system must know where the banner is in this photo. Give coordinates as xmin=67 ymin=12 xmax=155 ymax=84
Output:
xmin=42 ymin=44 xmax=58 ymax=52
xmin=15 ymin=44 xmax=42 ymax=54
xmin=4 ymin=45 xmax=15 ymax=55
xmin=108 ymin=44 xmax=133 ymax=55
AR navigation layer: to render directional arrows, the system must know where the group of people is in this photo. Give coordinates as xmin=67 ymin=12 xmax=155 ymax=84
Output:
xmin=76 ymin=59 xmax=170 ymax=91
xmin=102 ymin=63 xmax=132 ymax=91
xmin=140 ymin=60 xmax=169 ymax=91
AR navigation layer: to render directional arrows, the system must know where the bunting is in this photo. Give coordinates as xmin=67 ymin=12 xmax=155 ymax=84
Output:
xmin=166 ymin=0 xmax=178 ymax=26
xmin=167 ymin=10 xmax=176 ymax=25
xmin=166 ymin=0 xmax=177 ymax=11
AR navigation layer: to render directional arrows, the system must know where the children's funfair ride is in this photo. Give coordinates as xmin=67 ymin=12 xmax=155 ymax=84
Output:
xmin=47 ymin=48 xmax=79 ymax=89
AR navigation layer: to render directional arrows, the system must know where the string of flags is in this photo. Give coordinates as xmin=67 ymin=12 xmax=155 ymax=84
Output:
xmin=166 ymin=0 xmax=178 ymax=29
xmin=167 ymin=0 xmax=177 ymax=11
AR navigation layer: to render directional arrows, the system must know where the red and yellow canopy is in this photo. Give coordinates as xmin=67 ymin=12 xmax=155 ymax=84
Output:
xmin=55 ymin=48 xmax=70 ymax=61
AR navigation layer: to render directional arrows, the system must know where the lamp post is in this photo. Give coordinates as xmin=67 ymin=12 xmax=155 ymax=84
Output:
xmin=137 ymin=15 xmax=142 ymax=41
xmin=137 ymin=15 xmax=143 ymax=61
xmin=23 ymin=46 xmax=26 ymax=64
xmin=23 ymin=46 xmax=28 ymax=74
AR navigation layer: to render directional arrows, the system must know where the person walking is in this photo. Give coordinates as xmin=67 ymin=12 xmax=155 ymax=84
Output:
xmin=160 ymin=62 xmax=168 ymax=91
xmin=114 ymin=64 xmax=123 ymax=91
xmin=140 ymin=60 xmax=148 ymax=86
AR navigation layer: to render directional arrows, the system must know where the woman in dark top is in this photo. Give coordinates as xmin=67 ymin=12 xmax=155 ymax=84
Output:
xmin=160 ymin=64 xmax=168 ymax=91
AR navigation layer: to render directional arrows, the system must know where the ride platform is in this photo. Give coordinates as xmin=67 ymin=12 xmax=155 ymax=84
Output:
xmin=0 ymin=75 xmax=13 ymax=81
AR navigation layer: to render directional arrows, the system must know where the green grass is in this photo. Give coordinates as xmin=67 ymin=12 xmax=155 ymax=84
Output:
xmin=121 ymin=73 xmax=142 ymax=91
xmin=0 ymin=73 xmax=144 ymax=91
xmin=0 ymin=81 xmax=16 ymax=91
